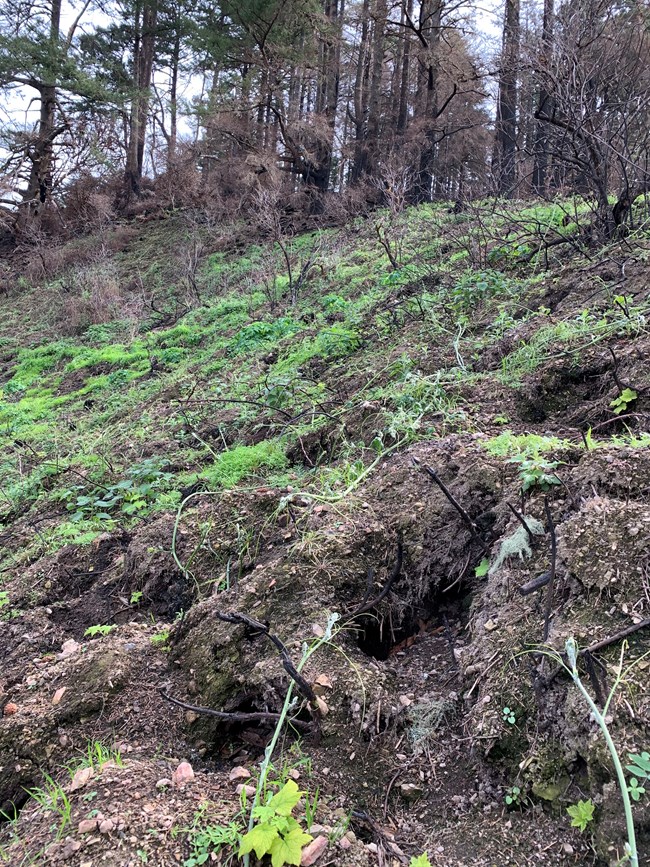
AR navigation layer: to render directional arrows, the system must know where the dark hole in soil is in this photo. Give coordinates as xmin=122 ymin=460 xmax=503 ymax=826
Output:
xmin=202 ymin=691 xmax=313 ymax=757
xmin=0 ymin=788 xmax=30 ymax=825
xmin=356 ymin=579 xmax=474 ymax=662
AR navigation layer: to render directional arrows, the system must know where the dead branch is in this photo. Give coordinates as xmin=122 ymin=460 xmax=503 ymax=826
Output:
xmin=349 ymin=536 xmax=404 ymax=617
xmin=213 ymin=610 xmax=318 ymax=705
xmin=542 ymin=497 xmax=557 ymax=642
xmin=159 ymin=689 xmax=312 ymax=730
xmin=414 ymin=459 xmax=487 ymax=550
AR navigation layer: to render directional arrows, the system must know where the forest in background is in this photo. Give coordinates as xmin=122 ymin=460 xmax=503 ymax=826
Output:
xmin=0 ymin=0 xmax=649 ymax=244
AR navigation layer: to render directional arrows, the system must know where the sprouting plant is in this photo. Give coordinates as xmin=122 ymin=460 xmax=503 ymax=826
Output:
xmin=150 ymin=629 xmax=170 ymax=648
xmin=25 ymin=774 xmax=72 ymax=840
xmin=0 ymin=591 xmax=8 ymax=609
xmin=563 ymin=639 xmax=640 ymax=867
xmin=183 ymin=812 xmax=244 ymax=867
xmin=567 ymin=799 xmax=595 ymax=831
xmin=241 ymin=613 xmax=341 ymax=867
xmin=502 ymin=706 xmax=516 ymax=725
xmin=303 ymin=787 xmax=319 ymax=830
xmin=505 ymin=785 xmax=522 ymax=806
xmin=514 ymin=456 xmax=561 ymax=492
xmin=130 ymin=590 xmax=143 ymax=604
xmin=82 ymin=741 xmax=123 ymax=771
xmin=238 ymin=780 xmax=312 ymax=867
xmin=626 ymin=752 xmax=650 ymax=801
xmin=610 ymin=387 xmax=638 ymax=415
xmin=409 ymin=854 xmax=433 ymax=867
xmin=84 ymin=624 xmax=116 ymax=638
xmin=474 ymin=558 xmax=490 ymax=577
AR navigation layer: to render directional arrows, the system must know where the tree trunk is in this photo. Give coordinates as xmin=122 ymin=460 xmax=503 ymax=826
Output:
xmin=350 ymin=0 xmax=371 ymax=183
xmin=494 ymin=0 xmax=520 ymax=197
xmin=18 ymin=0 xmax=62 ymax=231
xmin=532 ymin=0 xmax=553 ymax=194
xmin=125 ymin=0 xmax=158 ymax=197
xmin=412 ymin=0 xmax=442 ymax=203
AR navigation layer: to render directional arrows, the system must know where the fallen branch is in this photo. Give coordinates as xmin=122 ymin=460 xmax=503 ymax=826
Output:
xmin=159 ymin=689 xmax=312 ymax=730
xmin=414 ymin=459 xmax=486 ymax=549
xmin=519 ymin=570 xmax=551 ymax=596
xmin=349 ymin=536 xmax=403 ymax=617
xmin=542 ymin=497 xmax=557 ymax=642
xmin=214 ymin=611 xmax=318 ymax=705
xmin=507 ymin=501 xmax=535 ymax=544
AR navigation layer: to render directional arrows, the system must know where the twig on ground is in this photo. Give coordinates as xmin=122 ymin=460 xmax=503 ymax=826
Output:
xmin=350 ymin=536 xmax=404 ymax=617
xmin=159 ymin=689 xmax=312 ymax=729
xmin=214 ymin=610 xmax=318 ymax=705
xmin=507 ymin=501 xmax=535 ymax=544
xmin=414 ymin=459 xmax=487 ymax=550
xmin=542 ymin=497 xmax=557 ymax=642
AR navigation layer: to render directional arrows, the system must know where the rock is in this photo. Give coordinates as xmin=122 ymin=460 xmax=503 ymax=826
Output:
xmin=78 ymin=818 xmax=98 ymax=834
xmin=228 ymin=766 xmax=251 ymax=782
xmin=235 ymin=784 xmax=256 ymax=798
xmin=69 ymin=766 xmax=94 ymax=792
xmin=156 ymin=778 xmax=172 ymax=790
xmin=172 ymin=761 xmax=195 ymax=786
xmin=52 ymin=687 xmax=67 ymax=706
xmin=57 ymin=639 xmax=80 ymax=660
xmin=3 ymin=702 xmax=17 ymax=716
xmin=99 ymin=818 xmax=114 ymax=834
xmin=339 ymin=837 xmax=351 ymax=850
xmin=399 ymin=783 xmax=424 ymax=802
xmin=301 ymin=835 xmax=328 ymax=865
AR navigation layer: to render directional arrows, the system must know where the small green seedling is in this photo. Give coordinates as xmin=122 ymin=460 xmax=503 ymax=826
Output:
xmin=239 ymin=780 xmax=312 ymax=867
xmin=514 ymin=456 xmax=561 ymax=492
xmin=610 ymin=388 xmax=638 ymax=415
xmin=626 ymin=752 xmax=650 ymax=801
xmin=475 ymin=558 xmax=490 ymax=577
xmin=84 ymin=624 xmax=116 ymax=638
xmin=502 ymin=706 xmax=516 ymax=725
xmin=130 ymin=591 xmax=144 ymax=604
xmin=0 ymin=592 xmax=8 ymax=609
xmin=505 ymin=785 xmax=522 ymax=806
xmin=150 ymin=630 xmax=171 ymax=648
xmin=409 ymin=855 xmax=433 ymax=867
xmin=566 ymin=799 xmax=595 ymax=831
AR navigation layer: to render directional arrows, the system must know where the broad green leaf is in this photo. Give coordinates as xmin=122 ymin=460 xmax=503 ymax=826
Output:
xmin=268 ymin=780 xmax=302 ymax=817
xmin=475 ymin=558 xmax=490 ymax=577
xmin=567 ymin=799 xmax=594 ymax=831
xmin=239 ymin=822 xmax=278 ymax=859
xmin=410 ymin=855 xmax=433 ymax=867
xmin=269 ymin=826 xmax=312 ymax=867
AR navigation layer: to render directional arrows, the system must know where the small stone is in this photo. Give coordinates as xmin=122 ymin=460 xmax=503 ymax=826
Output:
xmin=562 ymin=843 xmax=574 ymax=855
xmin=3 ymin=702 xmax=18 ymax=716
xmin=301 ymin=835 xmax=328 ymax=865
xmin=156 ymin=778 xmax=172 ymax=790
xmin=99 ymin=818 xmax=114 ymax=834
xmin=399 ymin=783 xmax=423 ymax=802
xmin=228 ymin=766 xmax=251 ymax=782
xmin=185 ymin=711 xmax=199 ymax=724
xmin=172 ymin=761 xmax=195 ymax=786
xmin=70 ymin=766 xmax=94 ymax=792
xmin=399 ymin=695 xmax=412 ymax=707
xmin=52 ymin=687 xmax=67 ymax=706
xmin=339 ymin=837 xmax=351 ymax=850
xmin=78 ymin=818 xmax=98 ymax=834
xmin=235 ymin=784 xmax=256 ymax=798
xmin=484 ymin=619 xmax=498 ymax=632
xmin=57 ymin=639 xmax=80 ymax=660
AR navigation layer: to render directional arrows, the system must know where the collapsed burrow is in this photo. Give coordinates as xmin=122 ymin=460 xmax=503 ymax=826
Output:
xmin=2 ymin=434 xmax=650 ymax=863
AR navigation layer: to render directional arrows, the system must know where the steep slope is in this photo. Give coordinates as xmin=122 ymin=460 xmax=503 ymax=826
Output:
xmin=1 ymin=204 xmax=649 ymax=866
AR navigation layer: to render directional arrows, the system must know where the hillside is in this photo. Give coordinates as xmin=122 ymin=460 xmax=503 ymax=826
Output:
xmin=1 ymin=203 xmax=649 ymax=867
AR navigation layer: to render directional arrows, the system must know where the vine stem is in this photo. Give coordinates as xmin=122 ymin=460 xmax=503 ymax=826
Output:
xmin=566 ymin=645 xmax=638 ymax=867
xmin=242 ymin=613 xmax=340 ymax=867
